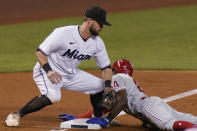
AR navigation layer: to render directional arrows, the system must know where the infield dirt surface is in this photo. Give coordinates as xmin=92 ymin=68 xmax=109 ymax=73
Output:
xmin=1 ymin=0 xmax=197 ymax=131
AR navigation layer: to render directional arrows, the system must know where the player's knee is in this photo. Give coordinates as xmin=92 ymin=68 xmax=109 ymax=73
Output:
xmin=48 ymin=95 xmax=61 ymax=103
xmin=45 ymin=87 xmax=61 ymax=103
xmin=47 ymin=92 xmax=61 ymax=103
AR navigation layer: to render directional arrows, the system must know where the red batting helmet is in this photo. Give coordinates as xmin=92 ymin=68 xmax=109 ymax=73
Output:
xmin=112 ymin=59 xmax=133 ymax=77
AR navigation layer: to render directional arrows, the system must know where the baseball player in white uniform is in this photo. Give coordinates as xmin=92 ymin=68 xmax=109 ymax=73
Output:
xmin=5 ymin=6 xmax=113 ymax=127
xmin=86 ymin=59 xmax=197 ymax=130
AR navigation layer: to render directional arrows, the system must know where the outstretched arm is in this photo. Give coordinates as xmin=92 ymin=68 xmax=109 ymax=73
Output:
xmin=86 ymin=89 xmax=127 ymax=127
xmin=106 ymin=89 xmax=127 ymax=122
xmin=101 ymin=67 xmax=113 ymax=81
xmin=101 ymin=67 xmax=113 ymax=88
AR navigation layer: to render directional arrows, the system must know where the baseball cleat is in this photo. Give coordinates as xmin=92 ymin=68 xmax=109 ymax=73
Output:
xmin=5 ymin=112 xmax=20 ymax=127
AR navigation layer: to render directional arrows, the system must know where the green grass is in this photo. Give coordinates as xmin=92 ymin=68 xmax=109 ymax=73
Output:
xmin=0 ymin=5 xmax=197 ymax=72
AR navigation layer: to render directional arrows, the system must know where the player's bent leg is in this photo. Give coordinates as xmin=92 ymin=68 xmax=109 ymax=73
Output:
xmin=33 ymin=64 xmax=62 ymax=103
xmin=63 ymin=69 xmax=105 ymax=118
xmin=18 ymin=95 xmax=52 ymax=117
xmin=141 ymin=97 xmax=176 ymax=130
xmin=172 ymin=109 xmax=197 ymax=125
xmin=90 ymin=91 xmax=104 ymax=117
xmin=6 ymin=62 xmax=63 ymax=127
xmin=5 ymin=95 xmax=52 ymax=127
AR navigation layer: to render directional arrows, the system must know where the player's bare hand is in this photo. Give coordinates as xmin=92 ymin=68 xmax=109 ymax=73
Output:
xmin=47 ymin=71 xmax=62 ymax=84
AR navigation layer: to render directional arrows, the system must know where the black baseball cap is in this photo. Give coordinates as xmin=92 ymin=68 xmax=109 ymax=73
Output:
xmin=84 ymin=6 xmax=111 ymax=26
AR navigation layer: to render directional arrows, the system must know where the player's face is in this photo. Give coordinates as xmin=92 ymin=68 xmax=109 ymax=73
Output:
xmin=89 ymin=20 xmax=103 ymax=36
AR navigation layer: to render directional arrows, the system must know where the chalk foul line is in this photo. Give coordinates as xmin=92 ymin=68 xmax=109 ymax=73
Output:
xmin=163 ymin=89 xmax=197 ymax=102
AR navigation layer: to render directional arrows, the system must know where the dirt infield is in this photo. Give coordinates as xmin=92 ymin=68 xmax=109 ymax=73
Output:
xmin=1 ymin=71 xmax=197 ymax=131
xmin=1 ymin=0 xmax=197 ymax=131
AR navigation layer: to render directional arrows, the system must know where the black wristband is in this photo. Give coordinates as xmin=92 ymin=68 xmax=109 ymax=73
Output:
xmin=101 ymin=65 xmax=111 ymax=70
xmin=42 ymin=63 xmax=52 ymax=73
xmin=105 ymin=80 xmax=111 ymax=88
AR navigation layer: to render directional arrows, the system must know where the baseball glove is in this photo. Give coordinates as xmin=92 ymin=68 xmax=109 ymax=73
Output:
xmin=102 ymin=87 xmax=117 ymax=110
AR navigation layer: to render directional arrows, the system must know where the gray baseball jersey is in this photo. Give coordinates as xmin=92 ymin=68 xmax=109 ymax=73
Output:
xmin=33 ymin=25 xmax=110 ymax=103
xmin=111 ymin=73 xmax=197 ymax=131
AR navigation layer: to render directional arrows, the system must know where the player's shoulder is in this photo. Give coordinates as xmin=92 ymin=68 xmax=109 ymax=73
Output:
xmin=51 ymin=25 xmax=78 ymax=38
xmin=90 ymin=36 xmax=103 ymax=43
xmin=54 ymin=25 xmax=78 ymax=33
xmin=91 ymin=36 xmax=105 ymax=52
xmin=113 ymin=73 xmax=133 ymax=81
xmin=114 ymin=73 xmax=131 ymax=78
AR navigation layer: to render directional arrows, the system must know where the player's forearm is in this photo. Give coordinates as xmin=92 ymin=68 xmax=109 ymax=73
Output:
xmin=106 ymin=106 xmax=122 ymax=122
xmin=36 ymin=50 xmax=53 ymax=73
xmin=102 ymin=68 xmax=113 ymax=88
xmin=36 ymin=50 xmax=48 ymax=66
xmin=102 ymin=68 xmax=113 ymax=81
xmin=106 ymin=90 xmax=127 ymax=122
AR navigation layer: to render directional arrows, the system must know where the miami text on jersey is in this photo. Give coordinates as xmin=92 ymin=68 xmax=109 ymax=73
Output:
xmin=61 ymin=49 xmax=91 ymax=60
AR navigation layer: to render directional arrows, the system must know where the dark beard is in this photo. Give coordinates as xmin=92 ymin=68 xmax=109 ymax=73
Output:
xmin=89 ymin=26 xmax=99 ymax=36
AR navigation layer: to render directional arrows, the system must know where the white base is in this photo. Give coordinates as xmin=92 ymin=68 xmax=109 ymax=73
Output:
xmin=60 ymin=118 xmax=102 ymax=130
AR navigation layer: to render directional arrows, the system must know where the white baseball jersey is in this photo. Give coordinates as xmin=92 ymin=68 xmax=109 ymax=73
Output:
xmin=38 ymin=25 xmax=110 ymax=77
xmin=111 ymin=73 xmax=147 ymax=116
xmin=111 ymin=73 xmax=197 ymax=131
xmin=33 ymin=25 xmax=110 ymax=103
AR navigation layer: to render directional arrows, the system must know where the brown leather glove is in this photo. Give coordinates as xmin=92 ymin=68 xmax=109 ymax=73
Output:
xmin=102 ymin=87 xmax=117 ymax=110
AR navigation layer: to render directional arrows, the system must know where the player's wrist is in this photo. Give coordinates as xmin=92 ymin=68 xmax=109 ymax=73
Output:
xmin=105 ymin=80 xmax=111 ymax=88
xmin=42 ymin=63 xmax=52 ymax=73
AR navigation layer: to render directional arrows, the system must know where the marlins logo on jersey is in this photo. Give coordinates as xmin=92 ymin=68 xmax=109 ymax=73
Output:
xmin=61 ymin=49 xmax=91 ymax=60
